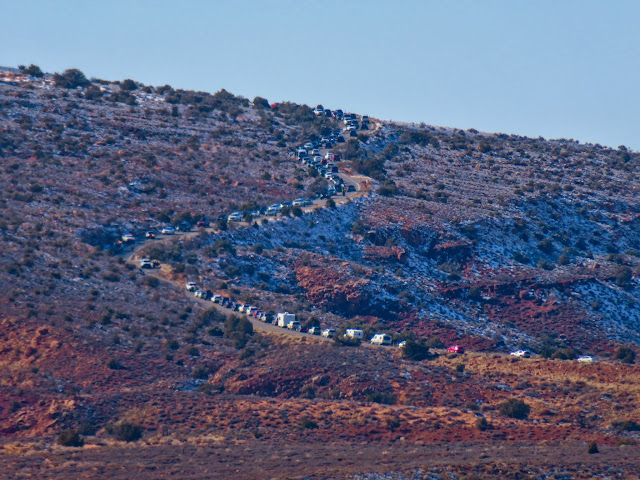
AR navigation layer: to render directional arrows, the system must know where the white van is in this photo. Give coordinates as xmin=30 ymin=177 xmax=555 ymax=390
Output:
xmin=277 ymin=312 xmax=296 ymax=328
xmin=370 ymin=333 xmax=392 ymax=346
xmin=345 ymin=329 xmax=364 ymax=339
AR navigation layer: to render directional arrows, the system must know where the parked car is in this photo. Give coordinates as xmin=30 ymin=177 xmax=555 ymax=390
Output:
xmin=308 ymin=326 xmax=322 ymax=335
xmin=139 ymin=258 xmax=153 ymax=269
xmin=212 ymin=294 xmax=222 ymax=304
xmin=161 ymin=226 xmax=175 ymax=235
xmin=287 ymin=321 xmax=302 ymax=331
xmin=145 ymin=231 xmax=156 ymax=239
xmin=448 ymin=345 xmax=465 ymax=354
xmin=510 ymin=350 xmax=531 ymax=358
xmin=370 ymin=333 xmax=392 ymax=346
xmin=322 ymin=328 xmax=336 ymax=338
xmin=345 ymin=329 xmax=364 ymax=339
xmin=398 ymin=340 xmax=407 ymax=348
xmin=122 ymin=233 xmax=135 ymax=243
xmin=177 ymin=222 xmax=191 ymax=232
xmin=196 ymin=219 xmax=208 ymax=228
xmin=186 ymin=281 xmax=197 ymax=292
xmin=228 ymin=212 xmax=243 ymax=222
xmin=577 ymin=355 xmax=596 ymax=363
xmin=265 ymin=207 xmax=279 ymax=216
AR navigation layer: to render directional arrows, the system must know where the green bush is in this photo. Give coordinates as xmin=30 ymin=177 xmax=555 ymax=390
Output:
xmin=333 ymin=335 xmax=361 ymax=347
xmin=401 ymin=339 xmax=431 ymax=361
xmin=499 ymin=399 xmax=530 ymax=419
xmin=425 ymin=337 xmax=445 ymax=349
xmin=614 ymin=347 xmax=636 ymax=364
xmin=300 ymin=419 xmax=319 ymax=429
xmin=23 ymin=64 xmax=44 ymax=78
xmin=107 ymin=358 xmax=123 ymax=370
xmin=53 ymin=68 xmax=90 ymax=89
xmin=57 ymin=429 xmax=84 ymax=447
xmin=224 ymin=314 xmax=253 ymax=348
xmin=106 ymin=422 xmax=143 ymax=442
xmin=612 ymin=420 xmax=640 ymax=432
xmin=475 ymin=417 xmax=490 ymax=431
xmin=366 ymin=392 xmax=396 ymax=405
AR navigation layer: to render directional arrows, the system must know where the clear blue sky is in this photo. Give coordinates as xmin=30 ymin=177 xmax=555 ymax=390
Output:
xmin=2 ymin=0 xmax=639 ymax=150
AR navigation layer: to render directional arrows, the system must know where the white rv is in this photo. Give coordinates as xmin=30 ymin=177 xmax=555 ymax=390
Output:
xmin=370 ymin=333 xmax=392 ymax=346
xmin=277 ymin=312 xmax=296 ymax=328
xmin=345 ymin=329 xmax=364 ymax=339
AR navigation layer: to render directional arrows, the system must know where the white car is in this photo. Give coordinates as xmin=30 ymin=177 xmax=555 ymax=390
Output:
xmin=398 ymin=341 xmax=407 ymax=348
xmin=227 ymin=212 xmax=243 ymax=222
xmin=510 ymin=350 xmax=530 ymax=358
xmin=186 ymin=281 xmax=197 ymax=292
xmin=139 ymin=258 xmax=153 ymax=269
xmin=265 ymin=207 xmax=279 ymax=216
xmin=122 ymin=233 xmax=135 ymax=242
xmin=161 ymin=226 xmax=175 ymax=235
xmin=322 ymin=328 xmax=336 ymax=338
xmin=577 ymin=355 xmax=596 ymax=363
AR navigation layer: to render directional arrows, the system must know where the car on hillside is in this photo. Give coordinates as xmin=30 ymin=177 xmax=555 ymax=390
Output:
xmin=308 ymin=326 xmax=322 ymax=335
xmin=265 ymin=207 xmax=279 ymax=216
xmin=333 ymin=109 xmax=344 ymax=119
xmin=196 ymin=219 xmax=208 ymax=228
xmin=293 ymin=198 xmax=312 ymax=207
xmin=304 ymin=142 xmax=314 ymax=150
xmin=370 ymin=333 xmax=392 ymax=346
xmin=161 ymin=226 xmax=175 ymax=235
xmin=287 ymin=321 xmax=302 ymax=331
xmin=186 ymin=281 xmax=197 ymax=292
xmin=139 ymin=258 xmax=153 ymax=269
xmin=227 ymin=212 xmax=243 ymax=222
xmin=122 ymin=233 xmax=135 ymax=243
xmin=510 ymin=350 xmax=530 ymax=358
xmin=322 ymin=328 xmax=336 ymax=338
xmin=447 ymin=345 xmax=464 ymax=354
xmin=145 ymin=231 xmax=156 ymax=239
xmin=212 ymin=294 xmax=222 ymax=304
xmin=577 ymin=355 xmax=596 ymax=363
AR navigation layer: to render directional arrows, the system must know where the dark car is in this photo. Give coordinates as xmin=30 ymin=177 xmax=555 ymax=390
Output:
xmin=336 ymin=135 xmax=345 ymax=143
xmin=177 ymin=222 xmax=191 ymax=232
xmin=197 ymin=219 xmax=208 ymax=228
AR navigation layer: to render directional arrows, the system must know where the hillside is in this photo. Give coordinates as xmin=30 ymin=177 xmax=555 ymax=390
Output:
xmin=1 ymin=67 xmax=640 ymax=479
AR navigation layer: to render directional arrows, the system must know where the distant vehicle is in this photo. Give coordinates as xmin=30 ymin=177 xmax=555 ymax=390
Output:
xmin=347 ymin=184 xmax=357 ymax=192
xmin=196 ymin=219 xmax=208 ymax=228
xmin=212 ymin=294 xmax=222 ymax=304
xmin=322 ymin=328 xmax=336 ymax=338
xmin=139 ymin=258 xmax=153 ymax=269
xmin=510 ymin=350 xmax=530 ymax=358
xmin=161 ymin=226 xmax=175 ymax=235
xmin=577 ymin=355 xmax=596 ymax=363
xmin=186 ymin=281 xmax=197 ymax=292
xmin=277 ymin=312 xmax=296 ymax=328
xmin=448 ymin=345 xmax=465 ymax=354
xmin=265 ymin=207 xmax=279 ymax=216
xmin=361 ymin=115 xmax=370 ymax=122
xmin=177 ymin=222 xmax=191 ymax=232
xmin=287 ymin=321 xmax=302 ymax=331
xmin=246 ymin=306 xmax=258 ymax=316
xmin=310 ymin=149 xmax=320 ymax=156
xmin=228 ymin=212 xmax=242 ymax=222
xmin=122 ymin=233 xmax=135 ymax=243
xmin=304 ymin=142 xmax=314 ymax=150
xmin=308 ymin=326 xmax=322 ymax=335
xmin=145 ymin=231 xmax=156 ymax=239
xmin=398 ymin=340 xmax=407 ymax=348
xmin=370 ymin=333 xmax=392 ymax=346
xmin=345 ymin=329 xmax=364 ymax=339
xmin=333 ymin=109 xmax=344 ymax=119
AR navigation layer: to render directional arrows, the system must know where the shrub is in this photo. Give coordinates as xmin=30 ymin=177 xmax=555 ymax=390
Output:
xmin=333 ymin=335 xmax=361 ymax=347
xmin=53 ymin=68 xmax=90 ymax=89
xmin=551 ymin=348 xmax=578 ymax=360
xmin=300 ymin=419 xmax=318 ymax=429
xmin=475 ymin=417 xmax=490 ymax=431
xmin=587 ymin=441 xmax=598 ymax=454
xmin=23 ymin=64 xmax=44 ymax=78
xmin=107 ymin=358 xmax=123 ymax=370
xmin=366 ymin=392 xmax=396 ymax=405
xmin=612 ymin=420 xmax=640 ymax=432
xmin=455 ymin=363 xmax=466 ymax=373
xmin=253 ymin=96 xmax=270 ymax=109
xmin=106 ymin=422 xmax=143 ymax=442
xmin=537 ymin=238 xmax=554 ymax=254
xmin=224 ymin=314 xmax=253 ymax=348
xmin=192 ymin=366 xmax=210 ymax=379
xmin=401 ymin=339 xmax=431 ymax=361
xmin=614 ymin=347 xmax=636 ymax=364
xmin=499 ymin=399 xmax=530 ymax=419
xmin=57 ymin=429 xmax=84 ymax=447
xmin=616 ymin=267 xmax=633 ymax=289
xmin=425 ymin=337 xmax=445 ymax=349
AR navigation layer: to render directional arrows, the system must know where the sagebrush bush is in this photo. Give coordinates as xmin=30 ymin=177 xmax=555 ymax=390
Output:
xmin=57 ymin=429 xmax=84 ymax=447
xmin=106 ymin=422 xmax=143 ymax=442
xmin=499 ymin=399 xmax=530 ymax=419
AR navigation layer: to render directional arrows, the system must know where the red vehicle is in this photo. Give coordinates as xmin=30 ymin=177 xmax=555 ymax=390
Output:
xmin=448 ymin=345 xmax=465 ymax=354
xmin=196 ymin=220 xmax=208 ymax=228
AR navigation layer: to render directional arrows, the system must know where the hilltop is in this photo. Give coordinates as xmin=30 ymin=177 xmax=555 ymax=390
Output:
xmin=1 ymin=66 xmax=640 ymax=479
